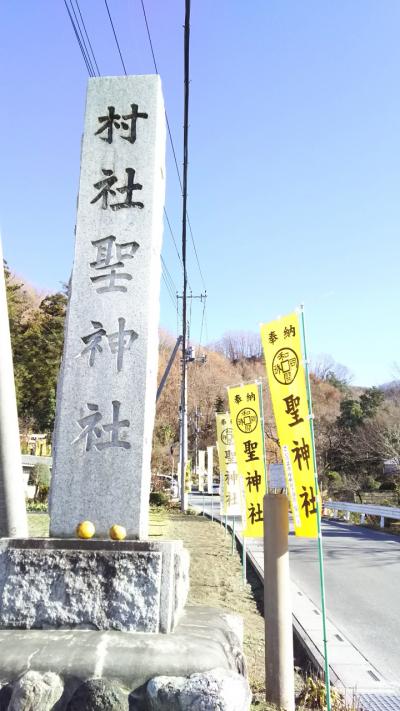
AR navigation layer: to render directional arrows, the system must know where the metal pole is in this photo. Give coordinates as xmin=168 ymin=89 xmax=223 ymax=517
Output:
xmin=0 ymin=238 xmax=28 ymax=538
xmin=300 ymin=305 xmax=331 ymax=711
xmin=180 ymin=355 xmax=188 ymax=511
xmin=157 ymin=335 xmax=182 ymax=402
xmin=264 ymin=494 xmax=295 ymax=711
xmin=180 ymin=0 xmax=190 ymax=512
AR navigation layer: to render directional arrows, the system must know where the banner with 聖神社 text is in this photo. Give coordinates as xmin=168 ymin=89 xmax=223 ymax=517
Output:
xmin=215 ymin=413 xmax=242 ymax=517
xmin=261 ymin=312 xmax=318 ymax=538
xmin=227 ymin=383 xmax=266 ymax=537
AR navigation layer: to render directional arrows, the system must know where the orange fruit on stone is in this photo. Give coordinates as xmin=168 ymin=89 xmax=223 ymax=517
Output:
xmin=76 ymin=521 xmax=95 ymax=539
xmin=109 ymin=524 xmax=127 ymax=541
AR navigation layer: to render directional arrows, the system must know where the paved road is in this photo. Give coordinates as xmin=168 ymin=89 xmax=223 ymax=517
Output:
xmin=289 ymin=517 xmax=400 ymax=683
xmin=190 ymin=494 xmax=400 ymax=688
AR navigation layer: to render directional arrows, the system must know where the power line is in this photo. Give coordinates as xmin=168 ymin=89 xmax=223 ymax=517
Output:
xmin=161 ymin=271 xmax=178 ymax=312
xmin=74 ymin=0 xmax=101 ymax=75
xmin=163 ymin=209 xmax=182 ymax=268
xmin=199 ymin=294 xmax=207 ymax=348
xmin=161 ymin=256 xmax=178 ymax=295
xmin=63 ymin=0 xmax=95 ymax=76
xmin=101 ymin=2 xmax=184 ymax=290
xmin=139 ymin=0 xmax=206 ymax=292
xmin=104 ymin=0 xmax=128 ymax=75
xmin=69 ymin=0 xmax=96 ymax=76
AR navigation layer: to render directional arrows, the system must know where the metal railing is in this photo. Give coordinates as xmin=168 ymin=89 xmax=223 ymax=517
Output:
xmin=323 ymin=500 xmax=400 ymax=528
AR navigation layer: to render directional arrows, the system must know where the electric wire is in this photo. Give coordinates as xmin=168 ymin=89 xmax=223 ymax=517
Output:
xmin=74 ymin=0 xmax=101 ymax=75
xmin=104 ymin=0 xmax=128 ymax=75
xmin=199 ymin=295 xmax=206 ymax=348
xmin=63 ymin=0 xmax=95 ymax=76
xmin=101 ymin=0 xmax=190 ymax=298
xmin=163 ymin=209 xmax=182 ymax=268
xmin=140 ymin=0 xmax=206 ymax=292
xmin=161 ymin=256 xmax=178 ymax=296
xmin=164 ymin=209 xmax=192 ymax=292
xmin=69 ymin=0 xmax=96 ymax=76
xmin=65 ymin=1 xmax=187 ymax=325
xmin=162 ymin=273 xmax=178 ymax=313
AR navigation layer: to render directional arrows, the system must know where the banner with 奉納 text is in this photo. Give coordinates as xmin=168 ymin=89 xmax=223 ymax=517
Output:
xmin=260 ymin=312 xmax=318 ymax=538
xmin=215 ymin=413 xmax=242 ymax=517
xmin=227 ymin=383 xmax=266 ymax=537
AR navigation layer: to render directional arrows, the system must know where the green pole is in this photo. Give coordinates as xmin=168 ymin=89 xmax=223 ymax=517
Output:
xmin=258 ymin=381 xmax=269 ymax=493
xmin=231 ymin=516 xmax=236 ymax=554
xmin=300 ymin=305 xmax=331 ymax=711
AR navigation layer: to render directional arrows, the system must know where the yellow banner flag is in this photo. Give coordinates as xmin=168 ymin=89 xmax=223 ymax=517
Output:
xmin=227 ymin=383 xmax=266 ymax=537
xmin=261 ymin=312 xmax=318 ymax=538
xmin=216 ymin=413 xmax=242 ymax=517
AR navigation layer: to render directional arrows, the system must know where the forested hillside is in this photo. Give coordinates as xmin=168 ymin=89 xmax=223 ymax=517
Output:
xmin=5 ymin=263 xmax=400 ymax=498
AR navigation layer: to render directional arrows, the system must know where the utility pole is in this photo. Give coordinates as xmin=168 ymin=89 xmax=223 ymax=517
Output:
xmin=180 ymin=0 xmax=191 ymax=511
xmin=178 ymin=295 xmax=206 ymax=509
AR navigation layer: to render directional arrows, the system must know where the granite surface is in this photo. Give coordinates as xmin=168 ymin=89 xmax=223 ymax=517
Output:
xmin=0 ymin=539 xmax=189 ymax=633
xmin=49 ymin=75 xmax=166 ymax=539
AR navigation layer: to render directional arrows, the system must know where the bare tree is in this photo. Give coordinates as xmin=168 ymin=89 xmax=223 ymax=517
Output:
xmin=310 ymin=353 xmax=352 ymax=386
xmin=211 ymin=330 xmax=262 ymax=362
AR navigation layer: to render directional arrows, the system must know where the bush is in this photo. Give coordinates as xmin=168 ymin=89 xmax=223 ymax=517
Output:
xmin=26 ymin=501 xmax=48 ymax=512
xmin=379 ymin=480 xmax=397 ymax=491
xmin=363 ymin=475 xmax=380 ymax=491
xmin=149 ymin=491 xmax=170 ymax=507
xmin=326 ymin=471 xmax=342 ymax=490
xmin=31 ymin=464 xmax=51 ymax=503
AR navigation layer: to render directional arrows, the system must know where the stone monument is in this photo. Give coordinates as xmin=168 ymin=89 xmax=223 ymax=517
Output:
xmin=50 ymin=75 xmax=165 ymax=540
xmin=0 ymin=76 xmax=189 ymax=635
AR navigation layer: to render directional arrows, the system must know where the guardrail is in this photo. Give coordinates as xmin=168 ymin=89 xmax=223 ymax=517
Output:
xmin=323 ymin=500 xmax=400 ymax=528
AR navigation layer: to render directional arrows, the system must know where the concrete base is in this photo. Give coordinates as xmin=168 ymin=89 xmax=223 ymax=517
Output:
xmin=0 ymin=538 xmax=189 ymax=634
xmin=0 ymin=606 xmax=246 ymax=708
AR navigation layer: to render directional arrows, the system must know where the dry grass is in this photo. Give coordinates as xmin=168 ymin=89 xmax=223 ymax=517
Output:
xmin=27 ymin=513 xmax=49 ymax=537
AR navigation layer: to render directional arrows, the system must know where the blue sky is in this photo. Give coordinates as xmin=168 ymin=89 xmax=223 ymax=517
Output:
xmin=1 ymin=1 xmax=400 ymax=386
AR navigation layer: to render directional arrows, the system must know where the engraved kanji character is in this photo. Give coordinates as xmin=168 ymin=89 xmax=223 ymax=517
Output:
xmin=110 ymin=168 xmax=144 ymax=211
xmin=120 ymin=103 xmax=148 ymax=144
xmin=80 ymin=321 xmax=106 ymax=366
xmin=107 ymin=317 xmax=138 ymax=372
xmin=95 ymin=106 xmax=121 ymax=144
xmin=91 ymin=169 xmax=118 ymax=209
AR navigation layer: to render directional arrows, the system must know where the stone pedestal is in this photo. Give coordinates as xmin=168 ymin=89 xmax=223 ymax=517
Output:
xmin=0 ymin=607 xmax=251 ymax=710
xmin=0 ymin=538 xmax=189 ymax=634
